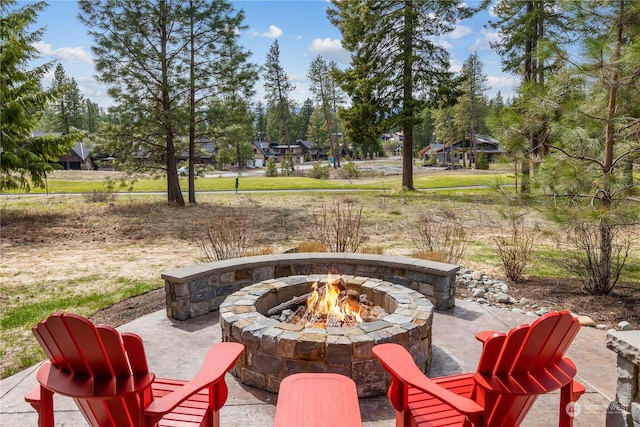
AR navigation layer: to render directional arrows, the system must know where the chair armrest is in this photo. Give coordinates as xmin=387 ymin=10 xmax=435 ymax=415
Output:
xmin=372 ymin=343 xmax=484 ymax=418
xmin=475 ymin=330 xmax=505 ymax=343
xmin=144 ymin=342 xmax=243 ymax=423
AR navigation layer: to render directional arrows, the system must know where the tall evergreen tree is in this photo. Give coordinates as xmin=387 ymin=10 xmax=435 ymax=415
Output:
xmin=490 ymin=0 xmax=574 ymax=191
xmin=329 ymin=0 xmax=486 ymax=189
xmin=1 ymin=0 xmax=77 ymax=191
xmin=263 ymin=39 xmax=294 ymax=150
xmin=308 ymin=56 xmax=344 ymax=168
xmin=48 ymin=64 xmax=86 ymax=133
xmin=456 ymin=52 xmax=489 ymax=167
xmin=182 ymin=0 xmax=256 ymax=203
xmin=535 ymin=0 xmax=640 ymax=294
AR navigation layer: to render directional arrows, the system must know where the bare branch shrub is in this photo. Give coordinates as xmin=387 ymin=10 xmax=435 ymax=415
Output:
xmin=83 ymin=177 xmax=118 ymax=203
xmin=492 ymin=213 xmax=536 ymax=282
xmin=197 ymin=209 xmax=270 ymax=261
xmin=308 ymin=197 xmax=363 ymax=252
xmin=411 ymin=210 xmax=466 ymax=264
xmin=557 ymin=221 xmax=633 ymax=295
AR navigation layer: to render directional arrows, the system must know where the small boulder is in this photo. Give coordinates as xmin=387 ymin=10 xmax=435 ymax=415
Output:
xmin=618 ymin=321 xmax=633 ymax=331
xmin=472 ymin=289 xmax=485 ymax=298
xmin=577 ymin=316 xmax=596 ymax=327
xmin=472 ymin=271 xmax=484 ymax=281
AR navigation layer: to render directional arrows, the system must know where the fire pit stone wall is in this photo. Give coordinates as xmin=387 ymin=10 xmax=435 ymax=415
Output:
xmin=219 ymin=275 xmax=434 ymax=397
xmin=162 ymin=253 xmax=460 ymax=321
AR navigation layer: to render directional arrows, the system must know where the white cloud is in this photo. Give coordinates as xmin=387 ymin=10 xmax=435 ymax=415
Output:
xmin=449 ymin=25 xmax=472 ymax=39
xmin=261 ymin=25 xmax=283 ymax=39
xmin=308 ymin=38 xmax=350 ymax=65
xmin=32 ymin=41 xmax=94 ymax=65
xmin=487 ymin=74 xmax=518 ymax=98
xmin=470 ymin=29 xmax=501 ymax=51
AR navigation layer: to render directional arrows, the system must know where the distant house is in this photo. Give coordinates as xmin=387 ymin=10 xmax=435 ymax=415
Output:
xmin=426 ymin=135 xmax=504 ymax=166
xmin=269 ymin=143 xmax=305 ymax=165
xmin=177 ymin=137 xmax=216 ymax=165
xmin=58 ymin=141 xmax=95 ymax=170
xmin=297 ymin=140 xmax=328 ymax=161
xmin=253 ymin=141 xmax=277 ymax=168
xmin=32 ymin=132 xmax=94 ymax=170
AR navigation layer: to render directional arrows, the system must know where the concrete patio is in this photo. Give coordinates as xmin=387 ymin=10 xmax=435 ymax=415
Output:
xmin=0 ymin=299 xmax=624 ymax=426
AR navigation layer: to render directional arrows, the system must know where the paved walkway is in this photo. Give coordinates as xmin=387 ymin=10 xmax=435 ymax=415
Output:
xmin=1 ymin=299 xmax=623 ymax=426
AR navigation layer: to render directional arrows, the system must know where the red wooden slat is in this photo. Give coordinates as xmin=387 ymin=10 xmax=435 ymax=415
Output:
xmin=122 ymin=333 xmax=150 ymax=375
xmin=531 ymin=313 xmax=574 ymax=370
xmin=45 ymin=314 xmax=90 ymax=375
xmin=63 ymin=315 xmax=113 ymax=377
xmin=511 ymin=312 xmax=561 ymax=374
xmin=493 ymin=325 xmax=529 ymax=376
xmin=32 ymin=320 xmax=69 ymax=371
xmin=97 ymin=326 xmax=132 ymax=377
xmin=476 ymin=334 xmax=507 ymax=374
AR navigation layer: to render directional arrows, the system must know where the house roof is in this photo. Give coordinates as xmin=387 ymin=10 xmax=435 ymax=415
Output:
xmin=72 ymin=142 xmax=91 ymax=161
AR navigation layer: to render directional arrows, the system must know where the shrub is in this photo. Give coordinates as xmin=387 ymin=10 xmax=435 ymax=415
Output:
xmin=411 ymin=210 xmax=466 ymax=264
xmin=308 ymin=197 xmax=364 ymax=252
xmin=476 ymin=153 xmax=489 ymax=170
xmin=308 ymin=161 xmax=330 ymax=179
xmin=556 ymin=220 xmax=633 ymax=295
xmin=492 ymin=212 xmax=536 ymax=282
xmin=265 ymin=157 xmax=278 ymax=177
xmin=340 ymin=162 xmax=360 ymax=179
xmin=83 ymin=177 xmax=117 ymax=203
xmin=197 ymin=209 xmax=269 ymax=261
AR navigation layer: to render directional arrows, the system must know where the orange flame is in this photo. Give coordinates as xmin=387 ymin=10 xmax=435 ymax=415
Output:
xmin=305 ymin=274 xmax=362 ymax=327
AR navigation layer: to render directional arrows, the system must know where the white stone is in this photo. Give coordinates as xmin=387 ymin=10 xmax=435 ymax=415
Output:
xmin=477 ymin=298 xmax=488 ymax=305
xmin=501 ymin=284 xmax=510 ymax=293
xmin=618 ymin=321 xmax=633 ymax=331
xmin=536 ymin=307 xmax=550 ymax=316
xmin=596 ymin=324 xmax=609 ymax=330
xmin=512 ymin=308 xmax=525 ymax=314
xmin=520 ymin=297 xmax=529 ymax=305
xmin=472 ymin=289 xmax=485 ymax=298
xmin=472 ymin=271 xmax=483 ymax=281
xmin=526 ymin=311 xmax=538 ymax=317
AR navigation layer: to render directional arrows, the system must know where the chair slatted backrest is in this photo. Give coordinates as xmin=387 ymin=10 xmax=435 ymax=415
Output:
xmin=474 ymin=311 xmax=581 ymax=427
xmin=32 ymin=313 xmax=151 ymax=426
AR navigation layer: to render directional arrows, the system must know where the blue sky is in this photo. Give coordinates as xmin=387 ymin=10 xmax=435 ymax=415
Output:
xmin=26 ymin=0 xmax=518 ymax=110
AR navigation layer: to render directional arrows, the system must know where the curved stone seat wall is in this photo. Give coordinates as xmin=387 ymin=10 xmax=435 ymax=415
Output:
xmin=162 ymin=252 xmax=460 ymax=321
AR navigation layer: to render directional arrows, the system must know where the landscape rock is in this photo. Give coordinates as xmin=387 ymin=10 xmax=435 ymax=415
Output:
xmin=472 ymin=271 xmax=483 ymax=281
xmin=618 ymin=321 xmax=633 ymax=331
xmin=472 ymin=289 xmax=485 ymax=298
xmin=578 ymin=316 xmax=596 ymax=327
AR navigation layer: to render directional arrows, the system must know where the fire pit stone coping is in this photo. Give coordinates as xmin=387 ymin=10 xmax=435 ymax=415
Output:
xmin=162 ymin=253 xmax=459 ymax=321
xmin=219 ymin=274 xmax=434 ymax=397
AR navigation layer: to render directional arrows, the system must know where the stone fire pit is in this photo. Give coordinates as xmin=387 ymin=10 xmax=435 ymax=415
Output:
xmin=219 ymin=274 xmax=434 ymax=397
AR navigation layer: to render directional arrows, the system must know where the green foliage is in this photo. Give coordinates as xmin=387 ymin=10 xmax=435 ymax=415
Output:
xmin=264 ymin=40 xmax=294 ymax=145
xmin=0 ymin=0 xmax=78 ymax=191
xmin=476 ymin=153 xmax=489 ymax=170
xmin=279 ymin=151 xmax=296 ymax=176
xmin=308 ymin=161 xmax=330 ymax=179
xmin=340 ymin=161 xmax=360 ymax=179
xmin=78 ymin=0 xmax=255 ymax=205
xmin=265 ymin=157 xmax=278 ymax=177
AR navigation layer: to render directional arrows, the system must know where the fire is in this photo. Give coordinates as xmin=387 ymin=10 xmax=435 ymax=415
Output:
xmin=304 ymin=274 xmax=363 ymax=328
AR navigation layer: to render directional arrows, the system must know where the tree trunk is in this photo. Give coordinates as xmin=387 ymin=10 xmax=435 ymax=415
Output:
xmin=160 ymin=0 xmax=184 ymax=206
xmin=401 ymin=0 xmax=415 ymax=190
xmin=188 ymin=0 xmax=196 ymax=204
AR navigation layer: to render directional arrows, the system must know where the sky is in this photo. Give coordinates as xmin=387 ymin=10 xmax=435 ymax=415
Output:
xmin=24 ymin=0 xmax=519 ymax=110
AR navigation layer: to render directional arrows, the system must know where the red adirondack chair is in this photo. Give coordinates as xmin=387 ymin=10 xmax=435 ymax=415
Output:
xmin=372 ymin=310 xmax=585 ymax=427
xmin=24 ymin=312 xmax=244 ymax=427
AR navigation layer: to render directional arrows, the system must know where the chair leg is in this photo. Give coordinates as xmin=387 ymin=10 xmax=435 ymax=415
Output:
xmin=559 ymin=380 xmax=585 ymax=427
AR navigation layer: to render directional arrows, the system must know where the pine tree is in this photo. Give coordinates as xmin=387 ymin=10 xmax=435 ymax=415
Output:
xmin=490 ymin=0 xmax=574 ymax=192
xmin=329 ymin=0 xmax=486 ymax=189
xmin=535 ymin=0 xmax=640 ymax=294
xmin=263 ymin=40 xmax=294 ymax=149
xmin=1 ymin=0 xmax=77 ymax=191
